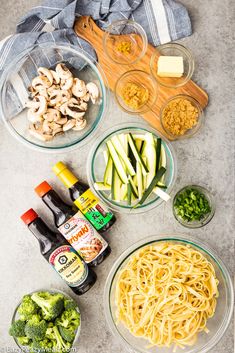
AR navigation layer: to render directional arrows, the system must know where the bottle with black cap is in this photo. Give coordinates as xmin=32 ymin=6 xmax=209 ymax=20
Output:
xmin=52 ymin=162 xmax=116 ymax=233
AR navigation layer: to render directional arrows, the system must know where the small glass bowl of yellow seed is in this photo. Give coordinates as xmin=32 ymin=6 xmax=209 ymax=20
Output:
xmin=160 ymin=94 xmax=204 ymax=139
xmin=103 ymin=20 xmax=148 ymax=65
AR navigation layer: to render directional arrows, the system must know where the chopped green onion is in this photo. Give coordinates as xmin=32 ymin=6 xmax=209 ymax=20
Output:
xmin=174 ymin=188 xmax=211 ymax=222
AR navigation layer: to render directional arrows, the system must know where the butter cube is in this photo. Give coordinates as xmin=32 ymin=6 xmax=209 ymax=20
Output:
xmin=157 ymin=56 xmax=184 ymax=78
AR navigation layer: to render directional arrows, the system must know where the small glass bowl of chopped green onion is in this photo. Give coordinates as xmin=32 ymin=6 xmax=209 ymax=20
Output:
xmin=173 ymin=185 xmax=215 ymax=228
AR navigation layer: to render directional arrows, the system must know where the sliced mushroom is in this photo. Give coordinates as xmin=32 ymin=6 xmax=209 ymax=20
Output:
xmin=27 ymin=110 xmax=43 ymax=123
xmin=52 ymin=127 xmax=63 ymax=136
xmin=42 ymin=120 xmax=52 ymax=134
xmin=50 ymin=70 xmax=60 ymax=84
xmin=43 ymin=108 xmax=61 ymax=122
xmin=37 ymin=67 xmax=53 ymax=85
xmin=32 ymin=76 xmax=52 ymax=91
xmin=48 ymin=84 xmax=61 ymax=92
xmin=60 ymin=77 xmax=73 ymax=91
xmin=82 ymin=92 xmax=90 ymax=102
xmin=50 ymin=122 xmax=61 ymax=130
xmin=73 ymin=119 xmax=87 ymax=131
xmin=60 ymin=90 xmax=72 ymax=103
xmin=63 ymin=119 xmax=76 ymax=131
xmin=56 ymin=117 xmax=68 ymax=125
xmin=75 ymin=111 xmax=86 ymax=119
xmin=48 ymin=89 xmax=62 ymax=106
xmin=72 ymin=78 xmax=87 ymax=98
xmin=59 ymin=102 xmax=69 ymax=116
xmin=66 ymin=98 xmax=87 ymax=119
xmin=86 ymin=82 xmax=99 ymax=104
xmin=56 ymin=63 xmax=72 ymax=80
xmin=78 ymin=101 xmax=88 ymax=111
xmin=29 ymin=125 xmax=53 ymax=141
xmin=28 ymin=96 xmax=47 ymax=116
xmin=26 ymin=99 xmax=39 ymax=110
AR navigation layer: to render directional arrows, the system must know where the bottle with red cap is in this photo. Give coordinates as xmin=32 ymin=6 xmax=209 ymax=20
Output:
xmin=21 ymin=209 xmax=97 ymax=295
xmin=34 ymin=181 xmax=111 ymax=267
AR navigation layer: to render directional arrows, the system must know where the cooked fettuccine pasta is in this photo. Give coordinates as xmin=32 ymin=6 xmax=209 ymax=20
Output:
xmin=115 ymin=242 xmax=219 ymax=350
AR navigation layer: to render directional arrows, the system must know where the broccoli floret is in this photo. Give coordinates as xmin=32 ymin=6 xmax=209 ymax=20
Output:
xmin=25 ymin=315 xmax=47 ymax=341
xmin=55 ymin=309 xmax=80 ymax=331
xmin=53 ymin=326 xmax=71 ymax=352
xmin=18 ymin=295 xmax=39 ymax=320
xmin=45 ymin=326 xmax=55 ymax=341
xmin=31 ymin=292 xmax=64 ymax=321
xmin=58 ymin=326 xmax=75 ymax=343
xmin=9 ymin=320 xmax=26 ymax=337
xmin=63 ymin=298 xmax=77 ymax=311
xmin=17 ymin=336 xmax=31 ymax=346
xmin=31 ymin=338 xmax=55 ymax=352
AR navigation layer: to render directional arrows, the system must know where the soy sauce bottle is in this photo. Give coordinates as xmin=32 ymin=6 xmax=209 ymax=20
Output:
xmin=52 ymin=162 xmax=116 ymax=233
xmin=34 ymin=181 xmax=111 ymax=267
xmin=21 ymin=209 xmax=96 ymax=295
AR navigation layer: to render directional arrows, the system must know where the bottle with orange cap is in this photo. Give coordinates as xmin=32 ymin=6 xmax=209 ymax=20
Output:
xmin=52 ymin=162 xmax=116 ymax=233
xmin=21 ymin=208 xmax=97 ymax=295
xmin=34 ymin=181 xmax=111 ymax=266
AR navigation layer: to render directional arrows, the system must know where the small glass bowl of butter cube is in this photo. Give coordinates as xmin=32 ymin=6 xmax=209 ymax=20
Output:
xmin=150 ymin=43 xmax=194 ymax=88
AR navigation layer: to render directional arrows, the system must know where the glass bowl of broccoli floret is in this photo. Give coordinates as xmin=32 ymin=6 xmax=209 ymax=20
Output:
xmin=10 ymin=289 xmax=81 ymax=352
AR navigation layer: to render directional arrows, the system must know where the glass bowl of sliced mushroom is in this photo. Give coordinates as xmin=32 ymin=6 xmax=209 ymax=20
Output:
xmin=0 ymin=44 xmax=109 ymax=152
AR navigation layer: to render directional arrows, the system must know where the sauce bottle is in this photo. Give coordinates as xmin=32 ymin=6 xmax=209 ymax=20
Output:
xmin=21 ymin=208 xmax=96 ymax=295
xmin=52 ymin=162 xmax=116 ymax=233
xmin=34 ymin=181 xmax=111 ymax=267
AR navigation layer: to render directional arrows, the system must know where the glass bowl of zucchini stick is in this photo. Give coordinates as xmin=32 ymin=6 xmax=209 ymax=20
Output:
xmin=87 ymin=123 xmax=177 ymax=213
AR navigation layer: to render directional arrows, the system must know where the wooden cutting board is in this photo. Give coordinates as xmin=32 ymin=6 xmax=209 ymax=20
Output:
xmin=74 ymin=16 xmax=208 ymax=139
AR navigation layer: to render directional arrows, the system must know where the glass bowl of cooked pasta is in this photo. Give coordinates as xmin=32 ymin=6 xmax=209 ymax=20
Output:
xmin=104 ymin=235 xmax=234 ymax=353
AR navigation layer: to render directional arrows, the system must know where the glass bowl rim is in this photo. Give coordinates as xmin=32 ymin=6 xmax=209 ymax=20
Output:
xmin=86 ymin=121 xmax=177 ymax=214
xmin=150 ymin=42 xmax=195 ymax=88
xmin=0 ymin=43 xmax=109 ymax=153
xmin=173 ymin=184 xmax=216 ymax=228
xmin=104 ymin=234 xmax=234 ymax=353
xmin=159 ymin=94 xmax=204 ymax=140
xmin=103 ymin=19 xmax=148 ymax=65
xmin=11 ymin=288 xmax=81 ymax=351
xmin=114 ymin=70 xmax=158 ymax=114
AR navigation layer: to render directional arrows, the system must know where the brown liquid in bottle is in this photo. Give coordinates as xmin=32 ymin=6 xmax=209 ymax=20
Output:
xmin=21 ymin=209 xmax=97 ymax=295
xmin=34 ymin=181 xmax=111 ymax=267
xmin=52 ymin=162 xmax=116 ymax=233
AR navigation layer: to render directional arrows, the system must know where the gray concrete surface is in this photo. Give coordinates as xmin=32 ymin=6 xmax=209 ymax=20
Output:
xmin=0 ymin=1 xmax=234 ymax=352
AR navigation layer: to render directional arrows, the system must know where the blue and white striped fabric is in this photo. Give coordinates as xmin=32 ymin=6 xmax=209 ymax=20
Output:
xmin=0 ymin=0 xmax=191 ymax=118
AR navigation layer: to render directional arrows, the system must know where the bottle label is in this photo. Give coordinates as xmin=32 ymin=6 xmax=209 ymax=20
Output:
xmin=74 ymin=189 xmax=114 ymax=230
xmin=49 ymin=245 xmax=88 ymax=287
xmin=58 ymin=211 xmax=108 ymax=263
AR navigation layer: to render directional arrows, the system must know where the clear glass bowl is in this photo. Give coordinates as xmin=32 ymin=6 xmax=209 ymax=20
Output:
xmin=150 ymin=43 xmax=194 ymax=88
xmin=0 ymin=44 xmax=109 ymax=153
xmin=103 ymin=20 xmax=148 ymax=65
xmin=104 ymin=234 xmax=234 ymax=353
xmin=173 ymin=185 xmax=215 ymax=228
xmin=87 ymin=122 xmax=176 ymax=214
xmin=160 ymin=94 xmax=204 ymax=139
xmin=11 ymin=289 xmax=81 ymax=351
xmin=114 ymin=70 xmax=158 ymax=114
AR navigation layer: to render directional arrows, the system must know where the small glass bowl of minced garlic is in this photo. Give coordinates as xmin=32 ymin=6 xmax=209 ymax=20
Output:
xmin=115 ymin=70 xmax=158 ymax=114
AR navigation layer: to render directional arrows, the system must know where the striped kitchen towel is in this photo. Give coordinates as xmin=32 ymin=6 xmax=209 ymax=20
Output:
xmin=0 ymin=0 xmax=192 ymax=119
